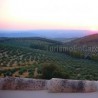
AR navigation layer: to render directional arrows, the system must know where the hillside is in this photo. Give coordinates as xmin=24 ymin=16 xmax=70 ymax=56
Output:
xmin=0 ymin=37 xmax=62 ymax=49
xmin=68 ymin=33 xmax=98 ymax=46
xmin=0 ymin=37 xmax=98 ymax=80
xmin=52 ymin=38 xmax=76 ymax=43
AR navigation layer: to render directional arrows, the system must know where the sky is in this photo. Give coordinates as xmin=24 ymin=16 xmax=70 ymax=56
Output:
xmin=0 ymin=0 xmax=98 ymax=31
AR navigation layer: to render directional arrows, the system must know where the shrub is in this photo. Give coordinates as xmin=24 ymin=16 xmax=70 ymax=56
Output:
xmin=41 ymin=63 xmax=70 ymax=79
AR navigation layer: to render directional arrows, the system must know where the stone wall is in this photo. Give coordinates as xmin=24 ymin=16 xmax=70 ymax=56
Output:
xmin=0 ymin=77 xmax=98 ymax=93
xmin=0 ymin=77 xmax=47 ymax=90
xmin=47 ymin=78 xmax=97 ymax=93
xmin=94 ymin=81 xmax=98 ymax=91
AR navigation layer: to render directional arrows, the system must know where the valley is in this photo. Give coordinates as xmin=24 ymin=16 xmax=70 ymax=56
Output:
xmin=0 ymin=34 xmax=98 ymax=80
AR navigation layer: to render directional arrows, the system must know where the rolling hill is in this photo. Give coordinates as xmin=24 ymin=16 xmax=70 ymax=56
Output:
xmin=0 ymin=35 xmax=98 ymax=80
xmin=0 ymin=37 xmax=62 ymax=48
xmin=52 ymin=38 xmax=76 ymax=43
xmin=67 ymin=33 xmax=98 ymax=46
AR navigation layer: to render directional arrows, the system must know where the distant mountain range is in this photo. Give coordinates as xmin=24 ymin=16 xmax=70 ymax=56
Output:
xmin=0 ymin=30 xmax=91 ymax=38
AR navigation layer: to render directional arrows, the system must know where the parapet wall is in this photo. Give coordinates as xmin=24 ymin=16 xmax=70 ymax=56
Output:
xmin=47 ymin=78 xmax=98 ymax=93
xmin=0 ymin=77 xmax=98 ymax=93
xmin=0 ymin=77 xmax=47 ymax=90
